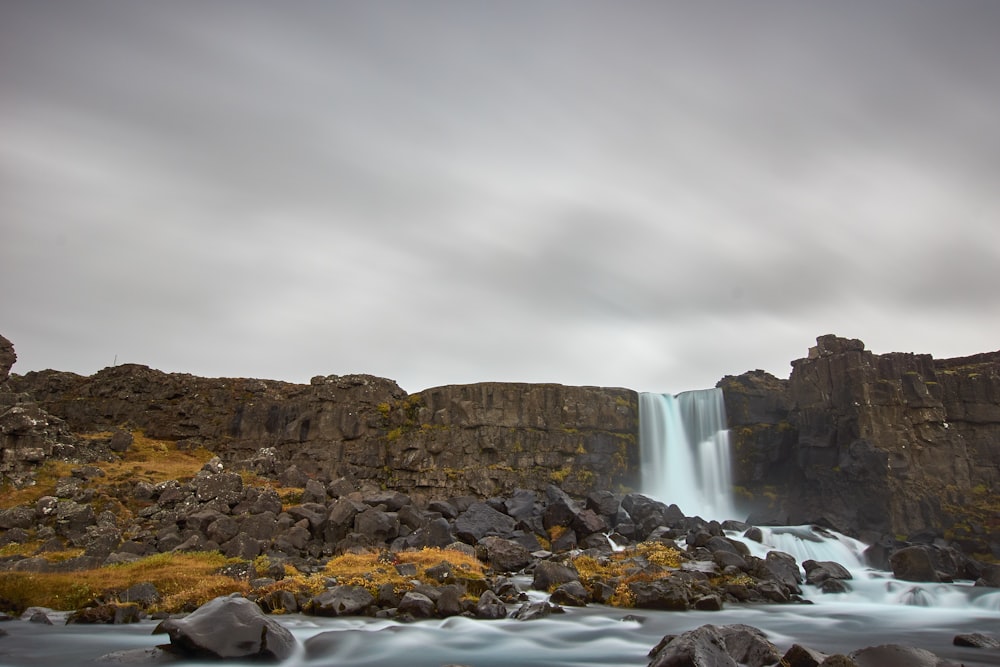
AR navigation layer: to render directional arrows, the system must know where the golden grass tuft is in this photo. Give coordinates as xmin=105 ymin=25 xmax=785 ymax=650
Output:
xmin=324 ymin=547 xmax=486 ymax=597
xmin=570 ymin=541 xmax=685 ymax=608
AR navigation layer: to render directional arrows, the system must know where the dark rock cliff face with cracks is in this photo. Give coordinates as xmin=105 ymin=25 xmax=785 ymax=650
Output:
xmin=8 ymin=362 xmax=640 ymax=499
xmin=721 ymin=334 xmax=1000 ymax=557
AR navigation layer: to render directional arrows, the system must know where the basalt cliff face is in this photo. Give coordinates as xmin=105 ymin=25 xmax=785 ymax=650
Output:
xmin=722 ymin=334 xmax=1000 ymax=557
xmin=4 ymin=333 xmax=999 ymax=555
xmin=5 ymin=357 xmax=639 ymax=499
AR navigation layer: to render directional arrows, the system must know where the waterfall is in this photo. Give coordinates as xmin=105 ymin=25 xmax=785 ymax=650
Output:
xmin=638 ymin=388 xmax=736 ymax=520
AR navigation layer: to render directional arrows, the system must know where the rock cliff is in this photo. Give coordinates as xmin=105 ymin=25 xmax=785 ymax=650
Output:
xmin=7 ymin=358 xmax=639 ymax=498
xmin=722 ymin=335 xmax=1000 ymax=557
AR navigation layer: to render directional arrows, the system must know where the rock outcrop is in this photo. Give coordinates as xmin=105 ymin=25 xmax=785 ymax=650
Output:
xmin=8 ymin=360 xmax=638 ymax=498
xmin=722 ymin=335 xmax=1000 ymax=556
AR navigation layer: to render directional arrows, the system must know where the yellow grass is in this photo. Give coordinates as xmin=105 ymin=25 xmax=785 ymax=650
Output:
xmin=571 ymin=541 xmax=685 ymax=607
xmin=0 ymin=551 xmax=248 ymax=613
xmin=324 ymin=547 xmax=486 ymax=596
xmin=0 ymin=431 xmax=214 ymax=511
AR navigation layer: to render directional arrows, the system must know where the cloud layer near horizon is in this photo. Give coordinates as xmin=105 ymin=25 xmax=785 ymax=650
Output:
xmin=3 ymin=1 xmax=999 ymax=393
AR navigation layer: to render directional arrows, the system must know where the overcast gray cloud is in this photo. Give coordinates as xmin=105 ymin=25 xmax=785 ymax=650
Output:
xmin=2 ymin=0 xmax=999 ymax=394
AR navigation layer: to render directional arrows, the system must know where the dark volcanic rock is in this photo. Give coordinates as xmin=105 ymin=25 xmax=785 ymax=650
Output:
xmin=454 ymin=502 xmax=516 ymax=543
xmin=474 ymin=590 xmax=508 ymax=619
xmin=889 ymin=546 xmax=940 ymax=583
xmin=475 ymin=536 xmax=531 ymax=572
xmin=531 ymin=560 xmax=579 ymax=591
xmin=851 ymin=643 xmax=960 ymax=667
xmin=648 ymin=624 xmax=737 ymax=667
xmin=723 ymin=335 xmax=1000 ymax=548
xmin=954 ymin=632 xmax=1000 ymax=649
xmin=0 ymin=334 xmax=15 ymax=382
xmin=307 ymin=585 xmax=375 ymax=617
xmin=153 ymin=596 xmax=296 ymax=661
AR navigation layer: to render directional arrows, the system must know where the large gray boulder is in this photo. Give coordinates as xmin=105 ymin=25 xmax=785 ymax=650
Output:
xmin=152 ymin=595 xmax=296 ymax=661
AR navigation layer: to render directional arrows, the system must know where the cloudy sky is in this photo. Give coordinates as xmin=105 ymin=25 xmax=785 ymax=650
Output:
xmin=2 ymin=1 xmax=998 ymax=394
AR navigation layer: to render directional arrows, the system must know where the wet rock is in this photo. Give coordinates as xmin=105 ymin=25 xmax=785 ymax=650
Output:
xmin=954 ymin=632 xmax=1000 ymax=649
xmin=648 ymin=624 xmax=737 ymax=667
xmin=511 ymin=600 xmax=560 ymax=621
xmin=889 ymin=546 xmax=940 ymax=583
xmin=474 ymin=590 xmax=508 ymax=619
xmin=153 ymin=595 xmax=296 ymax=660
xmin=803 ymin=560 xmax=853 ymax=586
xmin=397 ymin=591 xmax=435 ymax=618
xmin=630 ymin=580 xmax=691 ymax=611
xmin=850 ymin=643 xmax=959 ymax=667
xmin=549 ymin=581 xmax=589 ymax=607
xmin=531 ymin=560 xmax=579 ymax=591
xmin=693 ymin=594 xmax=724 ymax=611
xmin=435 ymin=585 xmax=464 ymax=617
xmin=783 ymin=643 xmax=829 ymax=667
xmin=717 ymin=624 xmax=782 ymax=667
xmin=68 ymin=603 xmax=142 ymax=624
xmin=762 ymin=551 xmax=802 ymax=590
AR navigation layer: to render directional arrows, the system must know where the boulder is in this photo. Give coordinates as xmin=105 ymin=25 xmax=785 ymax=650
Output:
xmin=153 ymin=596 xmax=296 ymax=661
xmin=307 ymin=585 xmax=375 ymax=617
xmin=67 ymin=603 xmax=141 ymax=624
xmin=629 ymin=580 xmax=691 ymax=611
xmin=717 ymin=624 xmax=782 ymax=667
xmin=397 ymin=591 xmax=435 ymax=618
xmin=475 ymin=536 xmax=532 ymax=572
xmin=851 ymin=644 xmax=959 ymax=667
xmin=648 ymin=625 xmax=737 ymax=667
xmin=783 ymin=643 xmax=829 ymax=667
xmin=803 ymin=560 xmax=853 ymax=586
xmin=454 ymin=503 xmax=516 ymax=543
xmin=762 ymin=551 xmax=802 ymax=589
xmin=511 ymin=601 xmax=559 ymax=621
xmin=889 ymin=546 xmax=940 ymax=583
xmin=549 ymin=581 xmax=589 ymax=607
xmin=474 ymin=590 xmax=508 ymax=619
xmin=953 ymin=633 xmax=1000 ymax=649
xmin=531 ymin=560 xmax=579 ymax=591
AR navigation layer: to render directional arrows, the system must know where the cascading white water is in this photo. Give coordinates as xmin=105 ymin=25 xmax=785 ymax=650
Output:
xmin=638 ymin=388 xmax=736 ymax=520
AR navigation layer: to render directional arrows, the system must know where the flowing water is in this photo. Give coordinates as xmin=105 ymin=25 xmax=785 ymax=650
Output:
xmin=638 ymin=389 xmax=736 ymax=520
xmin=2 ymin=390 xmax=998 ymax=665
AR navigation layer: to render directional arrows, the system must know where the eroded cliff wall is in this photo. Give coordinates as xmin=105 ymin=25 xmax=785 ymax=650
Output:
xmin=7 ymin=362 xmax=639 ymax=498
xmin=722 ymin=335 xmax=1000 ymax=556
